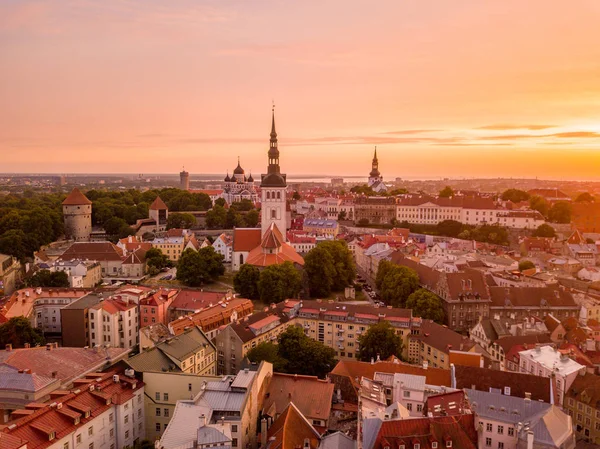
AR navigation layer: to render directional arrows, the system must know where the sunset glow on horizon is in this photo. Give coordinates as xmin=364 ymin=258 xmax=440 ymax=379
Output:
xmin=1 ymin=0 xmax=600 ymax=179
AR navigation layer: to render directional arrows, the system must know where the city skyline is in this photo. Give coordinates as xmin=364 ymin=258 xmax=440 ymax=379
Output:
xmin=1 ymin=1 xmax=600 ymax=178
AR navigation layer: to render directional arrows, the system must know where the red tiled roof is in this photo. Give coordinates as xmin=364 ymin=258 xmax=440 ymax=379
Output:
xmin=373 ymin=415 xmax=477 ymax=449
xmin=266 ymin=402 xmax=321 ymax=449
xmin=169 ymin=289 xmax=229 ymax=311
xmin=149 ymin=196 xmax=168 ymax=210
xmin=246 ymin=241 xmax=305 ymax=267
xmin=232 ymin=228 xmax=262 ymax=252
xmin=263 ymin=373 xmax=334 ymax=422
xmin=58 ymin=242 xmax=124 ymax=262
xmin=168 ymin=298 xmax=253 ymax=335
xmin=62 ymin=188 xmax=92 ymax=206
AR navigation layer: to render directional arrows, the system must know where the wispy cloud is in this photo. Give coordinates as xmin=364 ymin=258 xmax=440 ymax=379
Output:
xmin=476 ymin=124 xmax=556 ymax=131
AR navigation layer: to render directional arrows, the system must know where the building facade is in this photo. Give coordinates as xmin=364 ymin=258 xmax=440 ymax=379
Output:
xmin=62 ymin=188 xmax=92 ymax=241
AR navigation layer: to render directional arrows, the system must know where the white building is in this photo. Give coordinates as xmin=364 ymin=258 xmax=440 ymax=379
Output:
xmin=212 ymin=233 xmax=233 ymax=263
xmin=518 ymin=346 xmax=586 ymax=406
xmin=88 ymin=298 xmax=139 ymax=350
xmin=2 ymin=370 xmax=145 ymax=449
xmin=222 ymin=158 xmax=259 ymax=205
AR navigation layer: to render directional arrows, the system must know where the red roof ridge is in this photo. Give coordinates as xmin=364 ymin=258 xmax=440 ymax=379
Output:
xmin=62 ymin=188 xmax=92 ymax=206
xmin=149 ymin=196 xmax=168 ymax=210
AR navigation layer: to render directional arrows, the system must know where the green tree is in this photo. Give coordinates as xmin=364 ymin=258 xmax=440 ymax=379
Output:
xmin=357 ymin=321 xmax=403 ymax=362
xmin=205 ymin=205 xmax=227 ymax=229
xmin=246 ymin=342 xmax=286 ymax=372
xmin=379 ymin=265 xmax=419 ymax=308
xmin=103 ymin=217 xmax=128 ymax=235
xmin=405 ymin=289 xmax=444 ymax=323
xmin=357 ymin=218 xmax=370 ymax=226
xmin=436 ymin=220 xmax=463 ymax=238
xmin=292 ymin=191 xmax=301 ymax=201
xmin=166 ymin=212 xmax=196 ymax=230
xmin=245 ymin=209 xmax=259 ymax=227
xmin=529 ymin=195 xmax=550 ymax=218
xmin=350 ymin=185 xmax=376 ymax=196
xmin=230 ymin=199 xmax=255 ymax=212
xmin=575 ymin=192 xmax=595 ymax=203
xmin=438 ymin=186 xmax=454 ymax=198
xmin=337 ymin=210 xmax=347 ymax=221
xmin=145 ymin=248 xmax=171 ymax=274
xmin=214 ymin=198 xmax=226 ymax=207
xmin=501 ymin=189 xmax=530 ymax=203
xmin=176 ymin=247 xmax=224 ymax=286
xmin=318 ymin=241 xmax=356 ymax=291
xmin=548 ymin=201 xmax=571 ymax=224
xmin=389 ymin=188 xmax=408 ymax=195
xmin=0 ymin=317 xmax=45 ymax=348
xmin=233 ymin=264 xmax=261 ymax=300
xmin=226 ymin=208 xmax=245 ymax=228
xmin=29 ymin=270 xmax=70 ymax=288
xmin=258 ymin=262 xmax=302 ymax=303
xmin=518 ymin=260 xmax=536 ymax=272
xmin=304 ymin=246 xmax=336 ymax=297
xmin=277 ymin=326 xmax=336 ymax=378
xmin=532 ymin=223 xmax=556 ymax=238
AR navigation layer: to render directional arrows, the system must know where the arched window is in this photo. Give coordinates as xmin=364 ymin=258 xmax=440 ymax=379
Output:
xmin=266 ymin=191 xmax=270 ymax=200
xmin=271 ymin=209 xmax=276 ymax=219
xmin=276 ymin=191 xmax=281 ymax=199
xmin=239 ymin=254 xmax=244 ymax=265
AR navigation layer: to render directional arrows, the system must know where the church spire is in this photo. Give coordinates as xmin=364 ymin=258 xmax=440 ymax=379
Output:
xmin=268 ymin=104 xmax=280 ymax=174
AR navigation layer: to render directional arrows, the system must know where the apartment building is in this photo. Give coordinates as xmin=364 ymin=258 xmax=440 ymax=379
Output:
xmin=519 ymin=345 xmax=586 ymax=406
xmin=0 ymin=253 xmax=21 ymax=296
xmin=215 ymin=299 xmax=418 ymax=375
xmin=159 ymin=362 xmax=273 ymax=449
xmin=88 ymin=298 xmax=139 ymax=350
xmin=1 ymin=369 xmax=145 ymax=449
xmin=564 ymin=372 xmax=600 ymax=444
xmin=489 ymin=286 xmax=580 ymax=322
xmin=354 ymin=196 xmax=397 ymax=225
xmin=52 ymin=259 xmax=102 ymax=288
xmin=139 ymin=288 xmax=178 ymax=326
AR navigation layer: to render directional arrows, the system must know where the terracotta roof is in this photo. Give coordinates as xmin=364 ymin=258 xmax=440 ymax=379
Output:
xmin=373 ymin=414 xmax=477 ymax=449
xmin=62 ymin=188 xmax=92 ymax=206
xmin=266 ymin=402 xmax=321 ymax=449
xmin=169 ymin=289 xmax=229 ymax=311
xmin=232 ymin=228 xmax=262 ymax=252
xmin=494 ymin=334 xmax=553 ymax=354
xmin=149 ymin=196 xmax=168 ymax=210
xmin=454 ymin=365 xmax=553 ymax=402
xmin=58 ymin=242 xmax=123 ymax=262
xmin=168 ymin=297 xmax=253 ymax=335
xmin=263 ymin=373 xmax=334 ymax=422
xmin=330 ymin=360 xmax=451 ymax=392
xmin=489 ymin=286 xmax=577 ymax=308
xmin=261 ymin=223 xmax=285 ymax=249
xmin=566 ymin=371 xmax=600 ymax=408
xmin=246 ymin=239 xmax=305 ymax=267
xmin=448 ymin=351 xmax=482 ymax=367
xmin=229 ymin=309 xmax=291 ymax=343
xmin=0 ymin=346 xmax=130 ymax=387
xmin=544 ymin=314 xmax=561 ymax=333
xmin=2 ymin=370 xmax=143 ymax=449
xmin=0 ymin=433 xmax=27 ymax=449
xmin=445 ymin=269 xmax=491 ymax=301
xmin=410 ymin=320 xmax=475 ymax=354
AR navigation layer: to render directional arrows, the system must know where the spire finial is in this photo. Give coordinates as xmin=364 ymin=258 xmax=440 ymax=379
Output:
xmin=271 ymin=102 xmax=277 ymax=137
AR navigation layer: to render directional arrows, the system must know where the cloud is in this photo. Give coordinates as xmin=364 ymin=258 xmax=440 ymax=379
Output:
xmin=549 ymin=131 xmax=600 ymax=138
xmin=380 ymin=129 xmax=443 ymax=135
xmin=477 ymin=124 xmax=556 ymax=131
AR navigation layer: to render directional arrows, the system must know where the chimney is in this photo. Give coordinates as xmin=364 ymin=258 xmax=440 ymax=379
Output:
xmin=46 ymin=343 xmax=52 ymax=351
xmin=370 ymin=357 xmax=374 ymax=365
xmin=261 ymin=418 xmax=268 ymax=448
xmin=524 ymin=392 xmax=531 ymax=401
xmin=376 ymin=354 xmax=381 ymax=362
xmin=450 ymin=364 xmax=456 ymax=389
xmin=220 ymin=416 xmax=225 ymax=427
xmin=526 ymin=430 xmax=534 ymax=449
xmin=422 ymin=361 xmax=428 ymax=370
xmin=200 ymin=414 xmax=207 ymax=427
xmin=5 ymin=344 xmax=12 ymax=351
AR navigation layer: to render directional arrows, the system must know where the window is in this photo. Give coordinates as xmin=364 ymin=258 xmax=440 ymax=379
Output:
xmin=507 ymin=427 xmax=514 ymax=437
xmin=406 ymin=403 xmax=412 ymax=411
xmin=497 ymin=425 xmax=504 ymax=435
xmin=485 ymin=438 xmax=492 ymax=447
xmin=125 ymin=430 xmax=129 ymax=439
xmin=163 ymin=393 xmax=169 ymax=401
xmin=403 ymin=391 xmax=410 ymax=398
xmin=232 ymin=438 xmax=238 ymax=447
xmin=155 ymin=392 xmax=160 ymax=401
xmin=188 ymin=383 xmax=192 ymax=392
xmin=156 ymin=408 xmax=161 ymax=416
xmin=109 ymin=429 xmax=114 ymax=438
xmin=124 ymin=415 xmax=129 ymax=424
xmin=486 ymin=423 xmax=492 ymax=432
xmin=109 ymin=413 xmax=114 ymax=423
xmin=417 ymin=404 xmax=423 ymax=412
xmin=232 ymin=425 xmax=238 ymax=433
xmin=64 ymin=443 xmax=70 ymax=449
xmin=76 ymin=434 xmax=81 ymax=444
xmin=156 ymin=423 xmax=161 ymax=432
xmin=432 ymin=443 xmax=438 ymax=449
xmin=88 ymin=427 xmax=93 ymax=436
xmin=498 ymin=443 xmax=504 ymax=449
xmin=164 ymin=408 xmax=169 ymax=418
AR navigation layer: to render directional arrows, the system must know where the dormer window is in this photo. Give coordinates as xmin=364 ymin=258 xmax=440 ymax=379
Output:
xmin=432 ymin=443 xmax=438 ymax=449
xmin=414 ymin=444 xmax=420 ymax=449
xmin=446 ymin=441 xmax=452 ymax=448
xmin=49 ymin=431 xmax=56 ymax=441
xmin=85 ymin=411 xmax=91 ymax=419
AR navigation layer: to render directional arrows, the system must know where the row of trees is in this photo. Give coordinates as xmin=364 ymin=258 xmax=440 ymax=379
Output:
xmin=205 ymin=205 xmax=259 ymax=229
xmin=304 ymin=241 xmax=356 ymax=297
xmin=234 ymin=262 xmax=302 ymax=303
xmin=376 ymin=260 xmax=445 ymax=322
xmin=501 ymin=188 xmax=573 ymax=223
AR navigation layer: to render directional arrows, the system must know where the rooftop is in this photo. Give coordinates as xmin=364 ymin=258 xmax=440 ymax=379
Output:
xmin=519 ymin=345 xmax=585 ymax=376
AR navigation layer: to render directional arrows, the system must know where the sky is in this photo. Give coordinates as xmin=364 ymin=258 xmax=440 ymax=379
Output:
xmin=1 ymin=0 xmax=600 ymax=179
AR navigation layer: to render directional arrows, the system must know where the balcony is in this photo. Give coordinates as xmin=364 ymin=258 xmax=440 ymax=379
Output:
xmin=338 ymin=337 xmax=345 ymax=342
xmin=336 ymin=328 xmax=345 ymax=333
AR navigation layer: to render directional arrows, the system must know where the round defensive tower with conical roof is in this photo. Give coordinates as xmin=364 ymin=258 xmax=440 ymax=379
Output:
xmin=62 ymin=188 xmax=92 ymax=241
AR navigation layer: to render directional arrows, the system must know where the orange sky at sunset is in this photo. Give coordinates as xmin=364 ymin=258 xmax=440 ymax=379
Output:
xmin=1 ymin=1 xmax=600 ymax=179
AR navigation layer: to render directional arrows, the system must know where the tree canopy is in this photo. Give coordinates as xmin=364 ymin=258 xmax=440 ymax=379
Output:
xmin=357 ymin=321 xmax=403 ymax=362
xmin=548 ymin=201 xmax=571 ymax=224
xmin=532 ymin=223 xmax=556 ymax=238
xmin=28 ymin=270 xmax=69 ymax=288
xmin=258 ymin=262 xmax=302 ymax=303
xmin=405 ymin=289 xmax=445 ymax=323
xmin=0 ymin=317 xmax=45 ymax=348
xmin=176 ymin=247 xmax=224 ymax=286
xmin=529 ymin=196 xmax=550 ymax=218
xmin=351 ymin=185 xmax=376 ymax=196
xmin=316 ymin=241 xmax=356 ymax=291
xmin=304 ymin=246 xmax=337 ymax=297
xmin=246 ymin=342 xmax=287 ymax=372
xmin=501 ymin=189 xmax=530 ymax=203
xmin=376 ymin=261 xmax=419 ymax=308
xmin=166 ymin=212 xmax=196 ymax=230
xmin=575 ymin=192 xmax=595 ymax=203
xmin=436 ymin=220 xmax=463 ymax=238
xmin=438 ymin=186 xmax=454 ymax=198
xmin=103 ymin=217 xmax=135 ymax=241
xmin=233 ymin=264 xmax=261 ymax=300
xmin=145 ymin=248 xmax=172 ymax=274
xmin=518 ymin=260 xmax=536 ymax=272
xmin=276 ymin=326 xmax=337 ymax=378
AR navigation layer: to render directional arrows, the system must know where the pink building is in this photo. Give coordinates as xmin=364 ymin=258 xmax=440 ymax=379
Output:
xmin=139 ymin=288 xmax=178 ymax=326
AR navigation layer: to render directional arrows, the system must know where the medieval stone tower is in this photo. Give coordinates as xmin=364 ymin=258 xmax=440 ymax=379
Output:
xmin=62 ymin=187 xmax=92 ymax=241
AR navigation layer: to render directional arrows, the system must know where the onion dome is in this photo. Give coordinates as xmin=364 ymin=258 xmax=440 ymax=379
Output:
xmin=233 ymin=157 xmax=245 ymax=175
xmin=224 ymin=172 xmax=231 ymax=182
xmin=247 ymin=173 xmax=254 ymax=182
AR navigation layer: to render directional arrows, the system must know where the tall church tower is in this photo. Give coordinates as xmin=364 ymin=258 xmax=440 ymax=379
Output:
xmin=260 ymin=108 xmax=287 ymax=238
xmin=368 ymin=146 xmax=383 ymax=187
